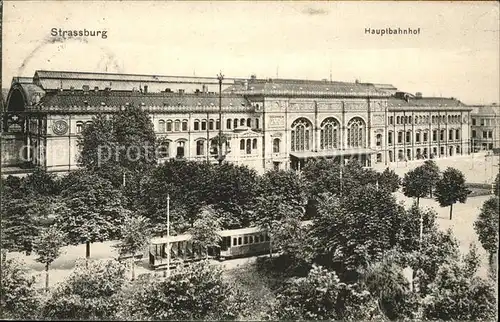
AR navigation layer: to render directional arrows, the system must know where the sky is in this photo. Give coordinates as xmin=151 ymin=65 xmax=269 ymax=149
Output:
xmin=2 ymin=1 xmax=499 ymax=105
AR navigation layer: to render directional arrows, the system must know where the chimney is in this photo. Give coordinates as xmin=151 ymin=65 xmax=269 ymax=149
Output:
xmin=415 ymin=92 xmax=422 ymax=99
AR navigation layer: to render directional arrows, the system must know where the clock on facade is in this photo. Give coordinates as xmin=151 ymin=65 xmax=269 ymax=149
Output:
xmin=52 ymin=120 xmax=69 ymax=135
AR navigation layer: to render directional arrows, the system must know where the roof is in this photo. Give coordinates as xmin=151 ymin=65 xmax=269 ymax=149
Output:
xmin=150 ymin=220 xmax=313 ymax=244
xmin=470 ymin=105 xmax=499 ymax=116
xmin=34 ymin=91 xmax=252 ymax=112
xmin=226 ymin=79 xmax=389 ymax=97
xmin=387 ymin=97 xmax=470 ymax=110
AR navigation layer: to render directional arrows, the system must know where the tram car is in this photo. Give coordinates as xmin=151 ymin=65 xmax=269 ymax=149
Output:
xmin=148 ymin=220 xmax=313 ymax=270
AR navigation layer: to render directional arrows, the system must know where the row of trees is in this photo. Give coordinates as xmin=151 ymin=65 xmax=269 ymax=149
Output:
xmin=402 ymin=160 xmax=471 ymax=219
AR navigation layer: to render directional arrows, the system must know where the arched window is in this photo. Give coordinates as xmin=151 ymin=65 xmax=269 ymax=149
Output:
xmin=194 ymin=120 xmax=200 ymax=131
xmin=166 ymin=120 xmax=173 ymax=132
xmin=76 ymin=121 xmax=84 ymax=134
xmin=227 ymin=119 xmax=232 ymax=129
xmin=201 ymin=119 xmax=207 ymax=131
xmin=455 ymin=129 xmax=460 ymax=140
xmin=176 ymin=141 xmax=185 ymax=158
xmin=376 ymin=133 xmax=382 ymax=146
xmin=252 ymin=138 xmax=257 ymax=149
xmin=196 ymin=140 xmax=204 ymax=156
xmin=388 ymin=131 xmax=393 ymax=145
xmin=240 ymin=139 xmax=245 ymax=150
xmin=291 ymin=118 xmax=312 ymax=152
xmin=158 ymin=141 xmax=170 ymax=158
xmin=255 ymin=118 xmax=259 ymax=129
xmin=320 ymin=117 xmax=339 ymax=150
xmin=158 ymin=120 xmax=165 ymax=133
xmin=246 ymin=139 xmax=252 ymax=154
xmin=209 ymin=119 xmax=214 ymax=130
xmin=216 ymin=119 xmax=220 ymax=130
xmin=85 ymin=121 xmax=93 ymax=128
xmin=240 ymin=118 xmax=245 ymax=126
xmin=347 ymin=117 xmax=365 ymax=148
xmin=234 ymin=119 xmax=238 ymax=129
xmin=273 ymin=138 xmax=281 ymax=153
xmin=182 ymin=120 xmax=188 ymax=131
xmin=396 ymin=116 xmax=401 ymax=124
xmin=174 ymin=119 xmax=180 ymax=132
xmin=247 ymin=118 xmax=252 ymax=127
xmin=409 ymin=116 xmax=412 ymax=124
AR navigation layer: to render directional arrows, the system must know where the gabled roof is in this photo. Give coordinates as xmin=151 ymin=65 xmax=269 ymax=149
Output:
xmin=35 ymin=91 xmax=252 ymax=112
xmin=387 ymin=97 xmax=469 ymax=110
xmin=226 ymin=79 xmax=389 ymax=97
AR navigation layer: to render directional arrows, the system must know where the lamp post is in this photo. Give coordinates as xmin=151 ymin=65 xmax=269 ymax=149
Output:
xmin=166 ymin=194 xmax=171 ymax=278
xmin=214 ymin=72 xmax=229 ymax=165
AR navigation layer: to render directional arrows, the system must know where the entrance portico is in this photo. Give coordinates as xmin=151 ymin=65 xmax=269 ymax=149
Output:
xmin=290 ymin=148 xmax=376 ymax=170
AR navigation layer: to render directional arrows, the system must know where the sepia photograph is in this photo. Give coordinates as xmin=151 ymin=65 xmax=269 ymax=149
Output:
xmin=1 ymin=0 xmax=499 ymax=320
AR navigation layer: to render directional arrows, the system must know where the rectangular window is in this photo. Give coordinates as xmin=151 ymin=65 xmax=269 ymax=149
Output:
xmin=216 ymin=120 xmax=220 ymax=130
xmin=182 ymin=121 xmax=188 ymax=131
xmin=416 ymin=132 xmax=420 ymax=143
xmin=472 ymin=130 xmax=476 ymax=138
xmin=389 ymin=116 xmax=394 ymax=125
xmin=483 ymin=131 xmax=488 ymax=139
xmin=388 ymin=132 xmax=393 ymax=145
xmin=440 ymin=147 xmax=445 ymax=156
xmin=166 ymin=122 xmax=172 ymax=132
xmin=238 ymin=237 xmax=242 ymax=245
xmin=174 ymin=121 xmax=180 ymax=132
xmin=488 ymin=131 xmax=493 ymax=138
xmin=449 ymin=129 xmax=453 ymax=141
xmin=233 ymin=238 xmax=237 ymax=246
xmin=244 ymin=236 xmax=248 ymax=244
xmin=455 ymin=129 xmax=460 ymax=140
xmin=423 ymin=132 xmax=428 ymax=142
xmin=398 ymin=132 xmax=403 ymax=144
xmin=406 ymin=132 xmax=411 ymax=143
xmin=249 ymin=236 xmax=253 ymax=244
xmin=194 ymin=121 xmax=199 ymax=131
xmin=433 ymin=130 xmax=437 ymax=142
xmin=480 ymin=119 xmax=485 ymax=126
xmin=472 ymin=118 xmax=476 ymax=126
xmin=440 ymin=130 xmax=444 ymax=141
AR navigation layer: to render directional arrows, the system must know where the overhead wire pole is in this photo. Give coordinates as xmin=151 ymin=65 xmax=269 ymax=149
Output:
xmin=217 ymin=72 xmax=225 ymax=165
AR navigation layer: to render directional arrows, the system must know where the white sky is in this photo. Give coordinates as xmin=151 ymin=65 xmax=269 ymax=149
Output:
xmin=2 ymin=1 xmax=499 ymax=104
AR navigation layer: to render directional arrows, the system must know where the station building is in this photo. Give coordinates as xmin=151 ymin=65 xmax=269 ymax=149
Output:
xmin=1 ymin=70 xmax=473 ymax=174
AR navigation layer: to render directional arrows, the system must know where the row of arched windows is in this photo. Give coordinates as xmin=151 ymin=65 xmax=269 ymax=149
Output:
xmin=158 ymin=118 xmax=261 ymax=132
xmin=290 ymin=117 xmax=366 ymax=152
xmin=240 ymin=139 xmax=258 ymax=154
xmin=158 ymin=119 xmax=189 ymax=132
xmin=390 ymin=114 xmax=463 ymax=125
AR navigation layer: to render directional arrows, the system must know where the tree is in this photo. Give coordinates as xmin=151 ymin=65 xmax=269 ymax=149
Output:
xmin=269 ymin=265 xmax=379 ymax=320
xmin=311 ymin=186 xmax=405 ymax=276
xmin=494 ymin=172 xmax=499 ymax=197
xmin=32 ymin=225 xmax=67 ymax=292
xmin=78 ymin=105 xmax=158 ymax=187
xmin=124 ymin=261 xmax=247 ymax=320
xmin=21 ymin=166 xmax=60 ymax=196
xmin=422 ymin=244 xmax=497 ymax=321
xmin=377 ymin=167 xmax=401 ymax=193
xmin=421 ymin=160 xmax=441 ymax=197
xmin=42 ymin=260 xmax=127 ymax=320
xmin=188 ymin=206 xmax=222 ymax=259
xmin=56 ymin=170 xmax=128 ymax=262
xmin=474 ymin=196 xmax=499 ymax=264
xmin=252 ymin=193 xmax=304 ymax=257
xmin=434 ymin=167 xmax=470 ymax=220
xmin=0 ymin=255 xmax=41 ymax=320
xmin=1 ymin=195 xmax=58 ymax=254
xmin=258 ymin=169 xmax=308 ymax=208
xmin=114 ymin=215 xmax=152 ymax=280
xmin=402 ymin=166 xmax=429 ymax=206
xmin=360 ymin=251 xmax=419 ymax=320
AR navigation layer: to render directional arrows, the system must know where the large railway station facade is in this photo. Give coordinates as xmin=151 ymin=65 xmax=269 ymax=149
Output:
xmin=2 ymin=70 xmax=474 ymax=174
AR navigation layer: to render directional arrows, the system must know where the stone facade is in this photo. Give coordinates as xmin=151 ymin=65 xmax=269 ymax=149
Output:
xmin=1 ymin=71 xmax=473 ymax=174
